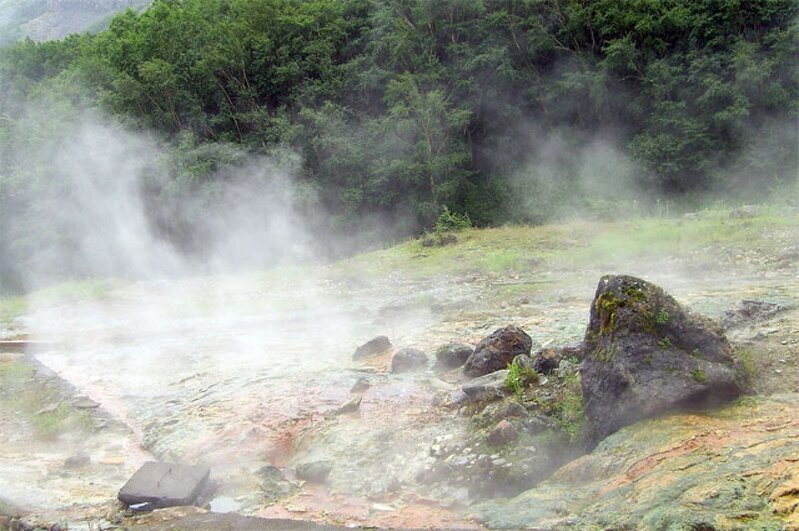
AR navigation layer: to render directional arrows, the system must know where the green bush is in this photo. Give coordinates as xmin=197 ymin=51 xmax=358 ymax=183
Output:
xmin=434 ymin=206 xmax=472 ymax=233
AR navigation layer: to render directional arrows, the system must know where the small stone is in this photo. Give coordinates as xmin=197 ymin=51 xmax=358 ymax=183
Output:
xmin=353 ymin=336 xmax=392 ymax=360
xmin=391 ymin=348 xmax=428 ymax=373
xmin=64 ymin=452 xmax=91 ymax=469
xmin=350 ymin=377 xmax=371 ymax=393
xmin=462 ymin=370 xmax=510 ymax=403
xmin=487 ymin=420 xmax=518 ymax=446
xmin=333 ymin=395 xmax=362 ymax=415
xmin=434 ymin=343 xmax=474 ymax=371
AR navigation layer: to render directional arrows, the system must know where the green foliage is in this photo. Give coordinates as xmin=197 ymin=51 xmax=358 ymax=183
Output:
xmin=0 ymin=0 xmax=797 ymax=289
xmin=735 ymin=347 xmax=757 ymax=386
xmin=434 ymin=206 xmax=472 ymax=233
xmin=505 ymin=361 xmax=539 ymax=398
xmin=691 ymin=368 xmax=708 ymax=384
xmin=658 ymin=336 xmax=674 ymax=349
xmin=655 ymin=309 xmax=670 ymax=325
xmin=552 ymin=372 xmax=586 ymax=443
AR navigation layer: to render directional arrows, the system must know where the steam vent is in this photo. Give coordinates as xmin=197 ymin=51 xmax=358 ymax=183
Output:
xmin=581 ymin=275 xmax=744 ymax=441
xmin=118 ymin=461 xmax=213 ymax=510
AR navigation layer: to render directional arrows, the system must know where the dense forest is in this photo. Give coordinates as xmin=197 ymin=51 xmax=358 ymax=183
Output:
xmin=0 ymin=0 xmax=797 ymax=292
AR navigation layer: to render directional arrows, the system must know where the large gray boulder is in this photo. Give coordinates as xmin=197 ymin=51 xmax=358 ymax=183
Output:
xmin=118 ymin=461 xmax=212 ymax=510
xmin=464 ymin=326 xmax=533 ymax=377
xmin=581 ymin=275 xmax=744 ymax=442
xmin=462 ymin=370 xmax=510 ymax=403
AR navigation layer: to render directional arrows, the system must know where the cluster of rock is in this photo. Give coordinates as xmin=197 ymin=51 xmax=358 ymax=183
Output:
xmin=347 ymin=274 xmax=748 ymax=503
xmin=117 ymin=275 xmax=751 ymax=515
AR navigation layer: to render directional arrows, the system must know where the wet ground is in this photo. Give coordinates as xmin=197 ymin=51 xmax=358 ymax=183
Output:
xmin=1 ymin=212 xmax=798 ymax=529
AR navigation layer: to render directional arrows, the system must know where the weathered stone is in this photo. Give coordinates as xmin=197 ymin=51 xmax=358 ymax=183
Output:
xmin=295 ymin=462 xmax=333 ymax=484
xmin=721 ymin=299 xmax=786 ymax=329
xmin=462 ymin=370 xmax=510 ymax=403
xmin=532 ymin=343 xmax=583 ymax=374
xmin=332 ymin=395 xmax=362 ymax=415
xmin=118 ymin=461 xmax=212 ymax=509
xmin=464 ymin=326 xmax=534 ymax=377
xmin=499 ymin=402 xmax=529 ymax=420
xmin=487 ymin=420 xmax=518 ymax=446
xmin=391 ymin=347 xmax=428 ymax=373
xmin=581 ymin=275 xmax=744 ymax=442
xmin=64 ymin=452 xmax=90 ymax=469
xmin=434 ymin=343 xmax=474 ymax=371
xmin=352 ymin=336 xmax=392 ymax=360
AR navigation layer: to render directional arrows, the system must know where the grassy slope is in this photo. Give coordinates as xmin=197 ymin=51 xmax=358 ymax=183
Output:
xmin=2 ymin=204 xmax=797 ymax=327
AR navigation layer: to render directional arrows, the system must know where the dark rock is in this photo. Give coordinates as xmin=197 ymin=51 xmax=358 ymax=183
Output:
xmin=464 ymin=326 xmax=534 ymax=377
xmin=532 ymin=343 xmax=583 ymax=374
xmin=332 ymin=395 xmax=362 ymax=415
xmin=487 ymin=420 xmax=518 ymax=446
xmin=391 ymin=348 xmax=428 ymax=373
xmin=499 ymin=402 xmax=528 ymax=420
xmin=581 ymin=275 xmax=744 ymax=443
xmin=462 ymin=370 xmax=510 ymax=403
xmin=118 ymin=461 xmax=212 ymax=509
xmin=520 ymin=415 xmax=552 ymax=435
xmin=64 ymin=452 xmax=90 ymax=469
xmin=434 ymin=342 xmax=474 ymax=371
xmin=353 ymin=336 xmax=392 ymax=360
xmin=350 ymin=377 xmax=371 ymax=393
xmin=296 ymin=462 xmax=332 ymax=484
xmin=721 ymin=300 xmax=787 ymax=329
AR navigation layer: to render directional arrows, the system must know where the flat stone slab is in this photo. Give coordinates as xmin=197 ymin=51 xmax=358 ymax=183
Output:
xmin=118 ymin=462 xmax=211 ymax=509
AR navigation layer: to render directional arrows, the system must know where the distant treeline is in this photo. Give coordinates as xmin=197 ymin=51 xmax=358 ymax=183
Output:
xmin=0 ymin=0 xmax=797 ymax=289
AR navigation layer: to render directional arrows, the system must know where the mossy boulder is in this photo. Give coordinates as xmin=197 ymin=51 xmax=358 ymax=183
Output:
xmin=581 ymin=275 xmax=744 ymax=442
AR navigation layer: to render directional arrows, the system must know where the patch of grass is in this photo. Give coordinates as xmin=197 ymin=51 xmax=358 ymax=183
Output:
xmin=691 ymin=368 xmax=708 ymax=384
xmin=552 ymin=372 xmax=586 ymax=442
xmin=1 ymin=357 xmax=93 ymax=441
xmin=734 ymin=347 xmax=756 ymax=387
xmin=1 ymin=278 xmax=120 ymax=325
xmin=658 ymin=337 xmax=673 ymax=349
xmin=0 ymin=295 xmax=28 ymax=325
xmin=505 ymin=361 xmax=539 ymax=398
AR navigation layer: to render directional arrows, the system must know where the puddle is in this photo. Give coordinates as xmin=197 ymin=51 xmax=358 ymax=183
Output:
xmin=209 ymin=496 xmax=241 ymax=513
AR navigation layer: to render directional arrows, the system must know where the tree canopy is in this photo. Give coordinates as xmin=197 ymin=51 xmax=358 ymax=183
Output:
xmin=1 ymin=0 xmax=797 ymax=291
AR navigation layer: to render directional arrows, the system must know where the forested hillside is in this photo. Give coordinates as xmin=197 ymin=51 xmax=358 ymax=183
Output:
xmin=0 ymin=0 xmax=797 ymax=292
xmin=0 ymin=0 xmax=149 ymax=43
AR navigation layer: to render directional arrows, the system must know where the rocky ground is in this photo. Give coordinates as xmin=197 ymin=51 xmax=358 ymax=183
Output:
xmin=0 ymin=206 xmax=797 ymax=530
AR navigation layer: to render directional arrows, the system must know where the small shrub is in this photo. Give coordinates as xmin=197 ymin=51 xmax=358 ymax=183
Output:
xmin=505 ymin=361 xmax=539 ymax=398
xmin=735 ymin=347 xmax=756 ymax=386
xmin=658 ymin=336 xmax=673 ymax=349
xmin=655 ymin=309 xmax=670 ymax=325
xmin=434 ymin=206 xmax=472 ymax=233
xmin=553 ymin=372 xmax=586 ymax=442
xmin=691 ymin=368 xmax=708 ymax=384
